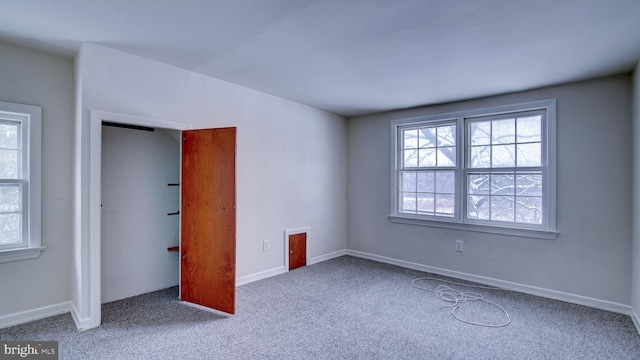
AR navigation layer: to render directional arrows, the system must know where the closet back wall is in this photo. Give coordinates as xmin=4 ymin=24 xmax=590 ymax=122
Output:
xmin=101 ymin=126 xmax=180 ymax=303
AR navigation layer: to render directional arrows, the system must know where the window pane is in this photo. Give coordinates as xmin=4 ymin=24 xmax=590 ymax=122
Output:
xmin=417 ymin=193 xmax=434 ymax=214
xmin=491 ymin=196 xmax=514 ymax=222
xmin=0 ymin=184 xmax=21 ymax=211
xmin=467 ymin=195 xmax=489 ymax=220
xmin=516 ymin=196 xmax=543 ymax=224
xmin=417 ymin=171 xmax=434 ymax=193
xmin=435 ymin=194 xmax=455 ymax=216
xmin=418 ymin=127 xmax=436 ymax=148
xmin=418 ymin=148 xmax=436 ymax=167
xmin=517 ymin=116 xmax=541 ymax=143
xmin=491 ymin=173 xmax=514 ymax=196
xmin=0 ymin=122 xmax=19 ymax=149
xmin=468 ymin=174 xmax=490 ymax=195
xmin=401 ymin=192 xmax=416 ymax=213
xmin=0 ymin=149 xmax=20 ymax=178
xmin=492 ymin=119 xmax=515 ymax=144
xmin=517 ymin=143 xmax=541 ymax=167
xmin=0 ymin=213 xmax=21 ymax=244
xmin=403 ymin=129 xmax=418 ymax=149
xmin=436 ymin=147 xmax=456 ymax=167
xmin=469 ymin=146 xmax=491 ymax=168
xmin=435 ymin=171 xmax=455 ymax=194
xmin=401 ymin=172 xmax=416 ymax=192
xmin=437 ymin=125 xmax=456 ymax=146
xmin=403 ymin=149 xmax=418 ymax=167
xmin=470 ymin=121 xmax=490 ymax=145
xmin=516 ymin=173 xmax=542 ymax=196
xmin=492 ymin=145 xmax=515 ymax=167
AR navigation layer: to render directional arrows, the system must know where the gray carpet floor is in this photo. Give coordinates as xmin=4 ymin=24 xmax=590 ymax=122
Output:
xmin=1 ymin=256 xmax=639 ymax=359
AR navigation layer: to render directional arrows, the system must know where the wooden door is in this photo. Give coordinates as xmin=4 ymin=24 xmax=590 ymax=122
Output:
xmin=289 ymin=233 xmax=306 ymax=270
xmin=181 ymin=127 xmax=236 ymax=314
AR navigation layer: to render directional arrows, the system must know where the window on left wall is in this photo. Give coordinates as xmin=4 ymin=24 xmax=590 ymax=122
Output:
xmin=0 ymin=101 xmax=43 ymax=263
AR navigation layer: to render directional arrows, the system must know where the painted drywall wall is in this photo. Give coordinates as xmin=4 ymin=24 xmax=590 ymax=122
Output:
xmin=632 ymin=62 xmax=640 ymax=323
xmin=0 ymin=42 xmax=74 ymax=317
xmin=77 ymin=43 xmax=347 ymax=293
xmin=101 ymin=126 xmax=180 ymax=303
xmin=348 ymin=74 xmax=632 ymax=305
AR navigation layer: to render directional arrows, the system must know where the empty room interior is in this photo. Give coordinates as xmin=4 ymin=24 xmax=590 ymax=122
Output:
xmin=1 ymin=0 xmax=640 ymax=358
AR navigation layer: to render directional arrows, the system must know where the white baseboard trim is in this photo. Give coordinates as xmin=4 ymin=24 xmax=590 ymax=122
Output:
xmin=309 ymin=249 xmax=348 ymax=265
xmin=347 ymin=250 xmax=633 ymax=316
xmin=236 ymin=266 xmax=286 ymax=287
xmin=631 ymin=309 xmax=640 ymax=335
xmin=0 ymin=301 xmax=71 ymax=330
xmin=70 ymin=303 xmax=92 ymax=332
xmin=236 ymin=250 xmax=348 ymax=287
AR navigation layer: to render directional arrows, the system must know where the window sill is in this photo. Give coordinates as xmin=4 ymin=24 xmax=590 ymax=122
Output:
xmin=388 ymin=215 xmax=558 ymax=240
xmin=0 ymin=246 xmax=47 ymax=264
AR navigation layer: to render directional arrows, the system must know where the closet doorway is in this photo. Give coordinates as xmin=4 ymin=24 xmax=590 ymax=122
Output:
xmin=89 ymin=111 xmax=236 ymax=328
xmin=101 ymin=123 xmax=182 ymax=303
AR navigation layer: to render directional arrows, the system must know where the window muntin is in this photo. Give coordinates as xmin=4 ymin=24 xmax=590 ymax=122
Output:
xmin=391 ymin=99 xmax=556 ymax=236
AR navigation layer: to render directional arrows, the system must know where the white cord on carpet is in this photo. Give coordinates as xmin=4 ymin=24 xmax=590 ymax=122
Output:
xmin=411 ymin=277 xmax=511 ymax=327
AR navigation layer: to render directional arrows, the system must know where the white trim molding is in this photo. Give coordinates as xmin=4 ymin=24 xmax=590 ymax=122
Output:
xmin=0 ymin=246 xmax=47 ymax=263
xmin=389 ymin=215 xmax=558 ymax=240
xmin=236 ymin=250 xmax=347 ymax=287
xmin=309 ymin=249 xmax=347 ymax=265
xmin=70 ymin=303 xmax=92 ymax=332
xmin=236 ymin=266 xmax=287 ymax=287
xmin=80 ymin=110 xmax=192 ymax=331
xmin=347 ymin=250 xmax=633 ymax=316
xmin=0 ymin=302 xmax=71 ymax=330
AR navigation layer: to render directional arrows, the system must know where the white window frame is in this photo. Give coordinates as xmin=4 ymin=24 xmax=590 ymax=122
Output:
xmin=0 ymin=101 xmax=44 ymax=263
xmin=389 ymin=99 xmax=558 ymax=240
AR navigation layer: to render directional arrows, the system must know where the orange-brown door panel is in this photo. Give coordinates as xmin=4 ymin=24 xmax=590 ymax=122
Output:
xmin=289 ymin=233 xmax=306 ymax=270
xmin=181 ymin=127 xmax=236 ymax=314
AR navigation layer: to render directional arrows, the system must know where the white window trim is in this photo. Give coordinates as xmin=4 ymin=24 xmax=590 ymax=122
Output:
xmin=0 ymin=101 xmax=44 ymax=263
xmin=389 ymin=99 xmax=558 ymax=240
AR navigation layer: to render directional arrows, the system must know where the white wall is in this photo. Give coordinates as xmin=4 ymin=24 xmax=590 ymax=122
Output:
xmin=0 ymin=42 xmax=74 ymax=318
xmin=632 ymin=62 xmax=640 ymax=327
xmin=101 ymin=126 xmax=180 ymax=303
xmin=74 ymin=43 xmax=347 ymax=319
xmin=348 ymin=74 xmax=633 ymax=306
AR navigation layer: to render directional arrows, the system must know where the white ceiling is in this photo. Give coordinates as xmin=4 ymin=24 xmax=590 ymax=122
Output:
xmin=0 ymin=0 xmax=639 ymax=116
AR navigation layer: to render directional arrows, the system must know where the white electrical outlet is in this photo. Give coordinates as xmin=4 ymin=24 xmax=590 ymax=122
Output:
xmin=263 ymin=240 xmax=270 ymax=251
xmin=455 ymin=240 xmax=463 ymax=252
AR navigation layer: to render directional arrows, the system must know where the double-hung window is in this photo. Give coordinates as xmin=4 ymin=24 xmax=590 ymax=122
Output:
xmin=390 ymin=99 xmax=557 ymax=239
xmin=0 ymin=101 xmax=43 ymax=262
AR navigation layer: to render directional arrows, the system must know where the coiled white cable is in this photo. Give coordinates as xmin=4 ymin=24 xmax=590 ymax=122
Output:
xmin=411 ymin=277 xmax=511 ymax=327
